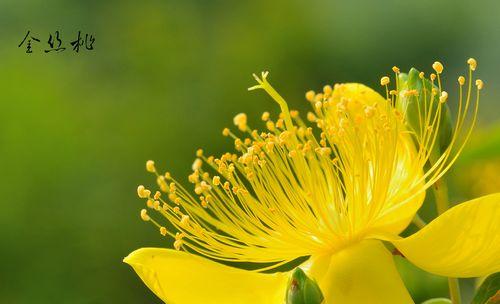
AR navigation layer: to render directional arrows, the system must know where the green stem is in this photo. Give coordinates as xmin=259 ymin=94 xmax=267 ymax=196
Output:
xmin=448 ymin=277 xmax=462 ymax=304
xmin=432 ymin=177 xmax=462 ymax=304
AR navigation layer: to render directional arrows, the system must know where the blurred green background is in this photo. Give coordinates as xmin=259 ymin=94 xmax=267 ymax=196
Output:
xmin=1 ymin=0 xmax=499 ymax=303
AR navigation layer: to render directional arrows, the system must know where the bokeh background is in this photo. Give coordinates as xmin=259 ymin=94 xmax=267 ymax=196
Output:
xmin=1 ymin=0 xmax=499 ymax=303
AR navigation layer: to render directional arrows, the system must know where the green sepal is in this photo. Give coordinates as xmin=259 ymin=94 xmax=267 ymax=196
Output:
xmin=286 ymin=267 xmax=324 ymax=304
xmin=397 ymin=68 xmax=453 ymax=158
xmin=472 ymin=272 xmax=500 ymax=304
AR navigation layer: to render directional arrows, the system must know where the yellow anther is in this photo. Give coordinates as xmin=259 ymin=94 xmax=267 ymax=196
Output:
xmin=275 ymin=119 xmax=284 ymax=129
xmin=146 ymin=199 xmax=154 ymax=208
xmin=380 ymin=76 xmax=390 ymax=86
xmin=194 ymin=186 xmax=203 ymax=195
xmin=430 ymin=73 xmax=436 ymax=81
xmin=266 ymin=120 xmax=275 ymax=131
xmin=305 ymin=90 xmax=315 ymax=102
xmin=174 ymin=197 xmax=181 ymax=205
xmin=174 ymin=239 xmax=183 ymax=251
xmin=222 ymin=128 xmax=230 ymax=136
xmin=307 ymin=112 xmax=316 ymax=122
xmin=233 ymin=113 xmax=247 ymax=131
xmin=212 ymin=175 xmax=221 ymax=186
xmin=323 ymin=85 xmax=332 ymax=95
xmin=175 ymin=232 xmax=184 ymax=240
xmin=392 ymin=66 xmax=400 ymax=73
xmin=180 ymin=215 xmax=190 ymax=227
xmin=458 ymin=76 xmax=465 ymax=85
xmin=140 ymin=209 xmax=150 ymax=221
xmin=439 ymin=91 xmax=448 ymax=103
xmin=315 ymin=101 xmax=322 ymax=110
xmin=467 ymin=58 xmax=477 ymax=71
xmin=261 ymin=111 xmax=270 ymax=121
xmin=432 ymin=61 xmax=444 ymax=74
xmin=419 ymin=72 xmax=424 ymax=79
xmin=153 ymin=200 xmax=161 ymax=210
xmin=192 ymin=158 xmax=202 ymax=171
xmin=364 ymin=106 xmax=375 ymax=118
xmin=164 ymin=172 xmax=171 ymax=179
xmin=137 ymin=185 xmax=146 ymax=198
xmin=389 ymin=90 xmax=397 ymax=96
xmin=476 ymin=79 xmax=484 ymax=90
xmin=223 ymin=181 xmax=230 ymax=190
xmin=160 ymin=227 xmax=167 ymax=236
xmin=290 ymin=110 xmax=299 ymax=118
xmin=168 ymin=193 xmax=177 ymax=202
xmin=201 ymin=200 xmax=208 ymax=208
xmin=314 ymin=93 xmax=324 ymax=102
xmin=196 ymin=149 xmax=203 ymax=157
xmin=146 ymin=160 xmax=156 ymax=173
xmin=154 ymin=191 xmax=161 ymax=200
xmin=288 ymin=150 xmax=297 ymax=158
xmin=173 ymin=206 xmax=180 ymax=213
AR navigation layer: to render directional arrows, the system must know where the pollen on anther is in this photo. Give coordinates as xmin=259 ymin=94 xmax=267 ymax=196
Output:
xmin=305 ymin=90 xmax=315 ymax=102
xmin=140 ymin=209 xmax=150 ymax=221
xmin=146 ymin=160 xmax=156 ymax=173
xmin=323 ymin=85 xmax=332 ymax=96
xmin=467 ymin=58 xmax=477 ymax=71
xmin=174 ymin=239 xmax=183 ymax=251
xmin=432 ymin=61 xmax=444 ymax=74
xmin=261 ymin=111 xmax=270 ymax=121
xmin=180 ymin=215 xmax=190 ymax=227
xmin=458 ymin=76 xmax=465 ymax=85
xmin=233 ymin=113 xmax=248 ymax=131
xmin=137 ymin=185 xmax=150 ymax=198
xmin=160 ymin=226 xmax=167 ymax=236
xmin=222 ymin=128 xmax=230 ymax=136
xmin=154 ymin=191 xmax=161 ymax=200
xmin=476 ymin=79 xmax=484 ymax=90
xmin=192 ymin=158 xmax=202 ymax=171
xmin=380 ymin=76 xmax=390 ymax=86
xmin=439 ymin=91 xmax=449 ymax=103
xmin=392 ymin=66 xmax=400 ymax=73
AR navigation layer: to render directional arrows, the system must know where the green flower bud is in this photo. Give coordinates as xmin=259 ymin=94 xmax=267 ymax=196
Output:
xmin=396 ymin=68 xmax=453 ymax=158
xmin=471 ymin=272 xmax=500 ymax=304
xmin=286 ymin=267 xmax=324 ymax=304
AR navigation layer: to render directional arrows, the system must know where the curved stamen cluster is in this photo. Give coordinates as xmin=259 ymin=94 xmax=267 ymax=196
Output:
xmin=135 ymin=60 xmax=482 ymax=270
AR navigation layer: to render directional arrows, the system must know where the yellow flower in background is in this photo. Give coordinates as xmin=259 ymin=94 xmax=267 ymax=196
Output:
xmin=124 ymin=59 xmax=499 ymax=304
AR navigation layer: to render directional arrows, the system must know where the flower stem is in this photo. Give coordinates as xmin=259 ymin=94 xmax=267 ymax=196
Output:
xmin=448 ymin=277 xmax=462 ymax=304
xmin=432 ymin=177 xmax=462 ymax=304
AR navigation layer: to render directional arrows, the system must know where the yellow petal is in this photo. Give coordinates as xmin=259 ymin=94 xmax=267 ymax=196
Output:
xmin=123 ymin=248 xmax=289 ymax=304
xmin=304 ymin=240 xmax=414 ymax=304
xmin=393 ymin=193 xmax=500 ymax=278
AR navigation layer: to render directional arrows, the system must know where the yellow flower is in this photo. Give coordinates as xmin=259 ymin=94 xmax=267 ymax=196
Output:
xmin=124 ymin=61 xmax=499 ymax=304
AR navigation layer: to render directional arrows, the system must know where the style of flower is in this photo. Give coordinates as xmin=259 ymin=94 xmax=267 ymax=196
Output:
xmin=124 ymin=59 xmax=499 ymax=304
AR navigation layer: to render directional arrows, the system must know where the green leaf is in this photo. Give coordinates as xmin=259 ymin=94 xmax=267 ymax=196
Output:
xmin=421 ymin=298 xmax=452 ymax=304
xmin=472 ymin=272 xmax=500 ymax=304
xmin=286 ymin=267 xmax=324 ymax=304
